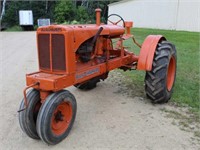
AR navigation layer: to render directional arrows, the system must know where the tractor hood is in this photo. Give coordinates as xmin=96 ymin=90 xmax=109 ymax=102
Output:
xmin=37 ymin=24 xmax=125 ymax=51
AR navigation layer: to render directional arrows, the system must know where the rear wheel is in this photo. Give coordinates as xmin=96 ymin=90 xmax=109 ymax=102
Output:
xmin=36 ymin=90 xmax=77 ymax=145
xmin=18 ymin=89 xmax=41 ymax=139
xmin=145 ymin=41 xmax=177 ymax=103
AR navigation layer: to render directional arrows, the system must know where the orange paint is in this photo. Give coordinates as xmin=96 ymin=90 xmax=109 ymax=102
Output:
xmin=137 ymin=35 xmax=166 ymax=70
xmin=125 ymin=21 xmax=133 ymax=35
xmin=51 ymin=102 xmax=72 ymax=135
xmin=95 ymin=8 xmax=102 ymax=26
xmin=167 ymin=56 xmax=176 ymax=91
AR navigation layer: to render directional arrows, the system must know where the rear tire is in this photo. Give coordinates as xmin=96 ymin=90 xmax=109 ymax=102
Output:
xmin=145 ymin=41 xmax=177 ymax=103
xmin=18 ymin=89 xmax=41 ymax=139
xmin=36 ymin=90 xmax=77 ymax=145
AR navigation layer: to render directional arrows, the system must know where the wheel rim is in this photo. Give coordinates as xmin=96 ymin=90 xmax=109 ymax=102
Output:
xmin=51 ymin=101 xmax=72 ymax=136
xmin=167 ymin=56 xmax=176 ymax=91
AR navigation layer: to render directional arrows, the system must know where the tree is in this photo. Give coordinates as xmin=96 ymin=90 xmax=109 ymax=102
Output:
xmin=54 ymin=1 xmax=76 ymax=23
xmin=1 ymin=1 xmax=18 ymax=26
xmin=1 ymin=0 xmax=121 ymax=27
xmin=1 ymin=1 xmax=56 ymax=27
xmin=0 ymin=0 xmax=6 ymax=20
xmin=75 ymin=6 xmax=89 ymax=23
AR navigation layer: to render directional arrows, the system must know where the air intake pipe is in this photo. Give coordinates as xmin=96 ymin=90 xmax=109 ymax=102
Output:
xmin=95 ymin=8 xmax=102 ymax=26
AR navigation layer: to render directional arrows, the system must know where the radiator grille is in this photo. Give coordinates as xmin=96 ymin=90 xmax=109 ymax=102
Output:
xmin=52 ymin=34 xmax=66 ymax=71
xmin=38 ymin=34 xmax=66 ymax=72
xmin=38 ymin=34 xmax=50 ymax=69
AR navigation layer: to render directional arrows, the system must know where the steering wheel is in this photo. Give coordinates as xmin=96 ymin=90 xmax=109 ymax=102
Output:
xmin=107 ymin=14 xmax=125 ymax=27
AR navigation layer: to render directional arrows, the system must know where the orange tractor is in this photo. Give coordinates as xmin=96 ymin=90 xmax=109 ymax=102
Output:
xmin=18 ymin=8 xmax=177 ymax=145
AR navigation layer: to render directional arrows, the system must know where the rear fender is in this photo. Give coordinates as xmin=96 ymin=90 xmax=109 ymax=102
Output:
xmin=137 ymin=35 xmax=166 ymax=71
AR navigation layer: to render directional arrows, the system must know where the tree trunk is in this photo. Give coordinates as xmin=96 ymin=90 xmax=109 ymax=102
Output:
xmin=0 ymin=0 xmax=6 ymax=20
xmin=45 ymin=0 xmax=48 ymax=13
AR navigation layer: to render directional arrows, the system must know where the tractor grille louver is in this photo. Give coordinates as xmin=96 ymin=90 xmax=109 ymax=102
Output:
xmin=38 ymin=34 xmax=66 ymax=72
xmin=38 ymin=34 xmax=50 ymax=69
xmin=52 ymin=34 xmax=66 ymax=71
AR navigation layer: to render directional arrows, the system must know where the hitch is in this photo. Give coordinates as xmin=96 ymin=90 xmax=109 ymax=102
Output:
xmin=17 ymin=82 xmax=39 ymax=112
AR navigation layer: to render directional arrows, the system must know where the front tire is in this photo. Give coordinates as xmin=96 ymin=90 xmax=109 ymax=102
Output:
xmin=145 ymin=41 xmax=177 ymax=103
xmin=36 ymin=90 xmax=77 ymax=145
xmin=18 ymin=89 xmax=41 ymax=139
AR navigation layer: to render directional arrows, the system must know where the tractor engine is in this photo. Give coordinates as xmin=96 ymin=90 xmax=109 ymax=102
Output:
xmin=77 ymin=38 xmax=95 ymax=62
xmin=76 ymin=27 xmax=104 ymax=63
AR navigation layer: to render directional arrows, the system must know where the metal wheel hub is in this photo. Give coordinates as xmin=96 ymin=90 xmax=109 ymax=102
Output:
xmin=51 ymin=102 xmax=72 ymax=136
xmin=54 ymin=111 xmax=64 ymax=122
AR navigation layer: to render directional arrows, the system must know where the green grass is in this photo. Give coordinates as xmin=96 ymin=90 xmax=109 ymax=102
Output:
xmin=5 ymin=25 xmax=23 ymax=31
xmin=122 ymin=28 xmax=200 ymax=111
xmin=4 ymin=25 xmax=38 ymax=31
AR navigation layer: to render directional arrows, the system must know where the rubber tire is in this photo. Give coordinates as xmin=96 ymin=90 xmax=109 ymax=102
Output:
xmin=36 ymin=90 xmax=77 ymax=145
xmin=74 ymin=78 xmax=100 ymax=90
xmin=18 ymin=89 xmax=41 ymax=139
xmin=145 ymin=41 xmax=177 ymax=103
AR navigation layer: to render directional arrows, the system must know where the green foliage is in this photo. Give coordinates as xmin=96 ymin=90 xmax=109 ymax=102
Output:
xmin=61 ymin=20 xmax=80 ymax=25
xmin=54 ymin=1 xmax=75 ymax=23
xmin=5 ymin=25 xmax=22 ymax=31
xmin=2 ymin=0 xmax=121 ymax=29
xmin=1 ymin=1 xmax=18 ymax=27
xmin=75 ymin=6 xmax=89 ymax=23
xmin=1 ymin=1 xmax=56 ymax=27
xmin=28 ymin=1 xmax=56 ymax=24
xmin=71 ymin=20 xmax=80 ymax=24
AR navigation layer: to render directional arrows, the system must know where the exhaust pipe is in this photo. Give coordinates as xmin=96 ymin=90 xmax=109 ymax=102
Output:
xmin=95 ymin=8 xmax=102 ymax=26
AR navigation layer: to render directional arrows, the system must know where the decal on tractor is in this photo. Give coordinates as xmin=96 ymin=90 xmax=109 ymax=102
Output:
xmin=76 ymin=68 xmax=100 ymax=80
xmin=41 ymin=27 xmax=62 ymax=32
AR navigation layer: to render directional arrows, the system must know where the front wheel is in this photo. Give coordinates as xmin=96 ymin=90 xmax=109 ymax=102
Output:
xmin=36 ymin=90 xmax=77 ymax=145
xmin=18 ymin=89 xmax=41 ymax=139
xmin=145 ymin=41 xmax=177 ymax=103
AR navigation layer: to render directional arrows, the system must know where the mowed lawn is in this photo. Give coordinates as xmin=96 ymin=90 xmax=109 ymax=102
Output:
xmin=122 ymin=28 xmax=199 ymax=111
